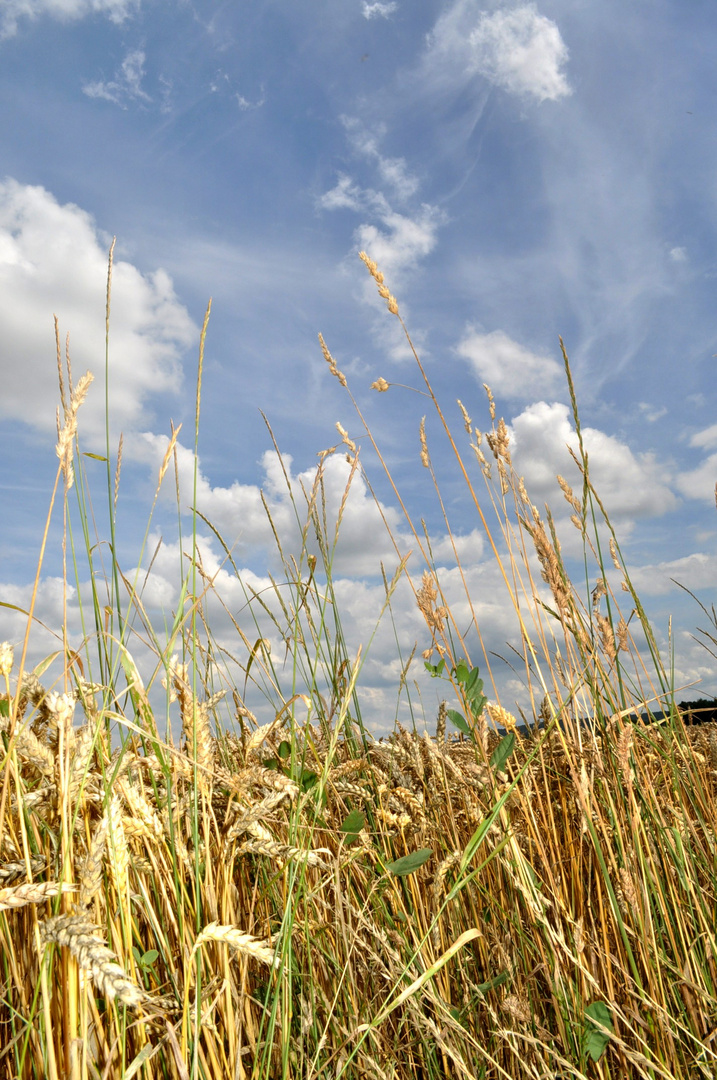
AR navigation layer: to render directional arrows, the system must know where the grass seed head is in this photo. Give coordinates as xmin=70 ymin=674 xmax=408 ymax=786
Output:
xmin=318 ymin=332 xmax=347 ymax=386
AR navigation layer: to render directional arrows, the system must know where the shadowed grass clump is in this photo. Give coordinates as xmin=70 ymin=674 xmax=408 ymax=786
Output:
xmin=0 ymin=247 xmax=715 ymax=1079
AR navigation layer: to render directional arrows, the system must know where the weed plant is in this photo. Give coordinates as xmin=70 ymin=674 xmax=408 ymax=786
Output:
xmin=0 ymin=248 xmax=715 ymax=1079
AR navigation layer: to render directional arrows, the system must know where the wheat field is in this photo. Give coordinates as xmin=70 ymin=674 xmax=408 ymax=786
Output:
xmin=0 ymin=249 xmax=715 ymax=1079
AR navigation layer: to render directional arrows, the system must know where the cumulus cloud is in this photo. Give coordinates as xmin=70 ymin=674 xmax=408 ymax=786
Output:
xmin=467 ymin=4 xmax=571 ymax=103
xmin=136 ymin=431 xmax=490 ymax=584
xmin=508 ymin=401 xmax=678 ymax=521
xmin=137 ymin=438 xmax=411 ymax=577
xmin=0 ymin=178 xmax=196 ymax=445
xmin=83 ymin=48 xmax=151 ymax=107
xmin=457 ymin=328 xmax=564 ymax=401
xmin=677 ymin=454 xmax=717 ymax=503
xmin=676 ymin=424 xmax=717 ymax=502
xmin=689 ymin=424 xmax=717 ymax=450
xmin=1 ymin=0 xmax=138 ymax=39
xmin=627 ymin=551 xmax=717 ymax=597
xmin=125 ymin=531 xmax=521 ymax=734
xmin=318 ymin=122 xmax=446 ymax=345
xmin=424 ymin=0 xmax=570 ymax=104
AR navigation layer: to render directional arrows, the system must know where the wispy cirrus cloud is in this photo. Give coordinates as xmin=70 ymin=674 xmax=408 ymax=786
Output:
xmin=340 ymin=117 xmax=420 ymax=203
xmin=318 ymin=119 xmax=446 ymax=288
xmin=83 ymin=48 xmax=151 ymax=107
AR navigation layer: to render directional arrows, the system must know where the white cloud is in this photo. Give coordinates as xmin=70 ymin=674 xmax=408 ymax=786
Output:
xmin=627 ymin=552 xmax=717 ymax=597
xmin=83 ymin=48 xmax=151 ymax=107
xmin=508 ymin=401 xmax=678 ymax=521
xmin=136 ymin=433 xmax=490 ymax=584
xmin=457 ymin=328 xmax=564 ymax=401
xmin=137 ymin=438 xmax=411 ymax=577
xmin=341 ymin=117 xmax=420 ymax=202
xmin=637 ymin=402 xmax=667 ymax=423
xmin=355 ymin=202 xmax=445 ymax=280
xmin=689 ymin=424 xmax=717 ymax=450
xmin=318 ymin=174 xmax=364 ymax=212
xmin=677 ymin=454 xmax=717 ymax=503
xmin=678 ymin=424 xmax=717 ymax=503
xmin=467 ymin=4 xmax=571 ymax=103
xmin=126 ymin=530 xmax=521 ymax=735
xmin=424 ymin=0 xmax=570 ymax=104
xmin=236 ymin=88 xmax=265 ymax=111
xmin=362 ymin=2 xmax=397 ymax=19
xmin=669 ymin=246 xmax=687 ymax=263
xmin=318 ymin=121 xmax=447 ymax=316
xmin=0 ymin=178 xmax=196 ymax=445
xmin=1 ymin=0 xmax=137 ymax=38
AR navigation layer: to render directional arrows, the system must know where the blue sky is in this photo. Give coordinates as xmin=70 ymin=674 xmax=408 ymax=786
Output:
xmin=2 ymin=0 xmax=717 ymax=733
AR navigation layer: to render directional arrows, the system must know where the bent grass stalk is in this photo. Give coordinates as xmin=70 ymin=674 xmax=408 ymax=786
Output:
xmin=0 ymin=246 xmax=715 ymax=1078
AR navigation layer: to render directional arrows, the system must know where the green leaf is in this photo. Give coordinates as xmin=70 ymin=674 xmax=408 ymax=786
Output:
xmin=583 ymin=1001 xmax=612 ymax=1062
xmin=0 ymin=698 xmax=8 ymax=718
xmin=82 ymin=452 xmax=109 ymax=461
xmin=490 ymin=732 xmax=515 ymax=773
xmin=447 ymin=709 xmax=473 ymax=739
xmin=424 ymin=658 xmax=446 ymax=678
xmin=454 ymin=661 xmax=470 ymax=685
xmin=141 ymin=949 xmax=158 ymax=967
xmin=464 ymin=666 xmax=484 ymax=699
xmin=464 ymin=670 xmax=486 ymax=717
xmin=453 ymin=664 xmax=486 ymax=718
xmin=299 ymin=769 xmax=318 ymax=792
xmin=458 ymin=817 xmax=493 ymax=875
xmin=277 ymin=740 xmax=291 ymax=760
xmin=475 ymin=971 xmax=509 ymax=994
xmin=340 ymin=809 xmax=366 ymax=836
xmin=386 ymin=848 xmax=432 ymax=877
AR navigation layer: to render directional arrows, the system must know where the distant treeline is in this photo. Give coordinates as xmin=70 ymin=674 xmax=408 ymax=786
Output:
xmin=511 ymin=699 xmax=717 ymax=739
